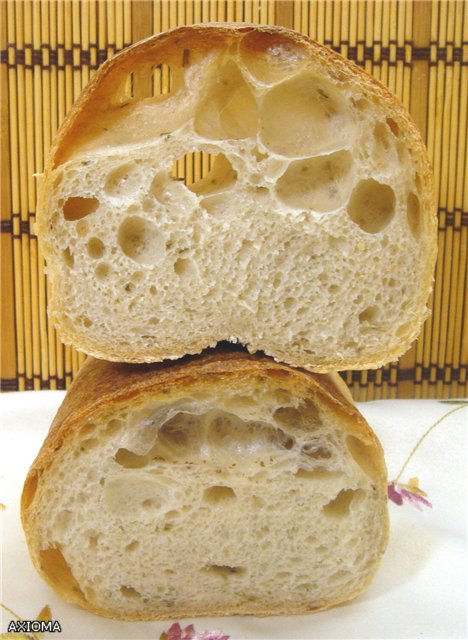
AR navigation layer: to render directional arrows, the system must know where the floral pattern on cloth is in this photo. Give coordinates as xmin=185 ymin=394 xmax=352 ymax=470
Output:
xmin=387 ymin=401 xmax=467 ymax=511
xmin=387 ymin=477 xmax=432 ymax=510
xmin=160 ymin=622 xmax=230 ymax=640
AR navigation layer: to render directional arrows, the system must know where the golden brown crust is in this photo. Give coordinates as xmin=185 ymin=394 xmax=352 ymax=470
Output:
xmin=37 ymin=23 xmax=437 ymax=371
xmin=21 ymin=350 xmax=388 ymax=620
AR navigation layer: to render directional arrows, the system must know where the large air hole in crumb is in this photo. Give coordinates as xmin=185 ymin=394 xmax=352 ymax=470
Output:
xmin=347 ymin=179 xmax=396 ymax=233
xmin=39 ymin=548 xmax=85 ymax=598
xmin=122 ymin=63 xmax=180 ymax=101
xmin=273 ymin=407 xmax=302 ymax=429
xmin=347 ymin=435 xmax=378 ymax=477
xmin=203 ymin=486 xmax=236 ymax=503
xmin=323 ymin=489 xmax=363 ymax=518
xmin=115 ymin=409 xmax=300 ymax=466
xmin=120 ymin=71 xmax=136 ymax=102
xmin=374 ymin=122 xmax=391 ymax=150
xmin=63 ymin=196 xmax=99 ymax=221
xmin=239 ymin=31 xmax=308 ymax=84
xmin=152 ymin=62 xmax=182 ymax=95
xmin=407 ymin=192 xmax=421 ymax=238
xmin=260 ymin=72 xmax=354 ymax=156
xmin=87 ymin=237 xmax=105 ymax=259
xmin=276 ymin=150 xmax=353 ymax=211
xmin=22 ymin=473 xmax=39 ymax=509
xmin=223 ymin=395 xmax=257 ymax=412
xmin=114 ymin=448 xmax=149 ymax=468
xmin=171 ymin=152 xmax=237 ymax=196
xmin=118 ymin=216 xmax=165 ymax=265
xmin=105 ymin=164 xmax=141 ymax=198
xmin=194 ymin=59 xmax=259 ymax=140
xmin=301 ymin=441 xmax=331 ymax=460
xmin=200 ymin=193 xmax=232 ymax=216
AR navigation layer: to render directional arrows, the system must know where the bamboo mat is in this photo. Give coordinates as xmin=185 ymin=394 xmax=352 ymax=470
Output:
xmin=1 ymin=0 xmax=467 ymax=400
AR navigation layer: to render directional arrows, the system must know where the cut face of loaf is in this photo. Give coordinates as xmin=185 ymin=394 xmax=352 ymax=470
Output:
xmin=22 ymin=352 xmax=388 ymax=620
xmin=38 ymin=24 xmax=437 ymax=369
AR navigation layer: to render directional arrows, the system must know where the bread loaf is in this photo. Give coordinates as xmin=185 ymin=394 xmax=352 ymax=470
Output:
xmin=22 ymin=352 xmax=388 ymax=620
xmin=37 ymin=24 xmax=437 ymax=370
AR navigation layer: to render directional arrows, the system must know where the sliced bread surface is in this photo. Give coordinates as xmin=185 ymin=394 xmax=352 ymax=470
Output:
xmin=22 ymin=352 xmax=389 ymax=620
xmin=37 ymin=24 xmax=437 ymax=369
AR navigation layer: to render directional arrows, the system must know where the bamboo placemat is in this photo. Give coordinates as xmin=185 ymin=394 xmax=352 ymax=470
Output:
xmin=1 ymin=0 xmax=467 ymax=400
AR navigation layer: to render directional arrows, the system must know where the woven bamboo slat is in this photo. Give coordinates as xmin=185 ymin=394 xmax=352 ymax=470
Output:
xmin=1 ymin=0 xmax=466 ymax=400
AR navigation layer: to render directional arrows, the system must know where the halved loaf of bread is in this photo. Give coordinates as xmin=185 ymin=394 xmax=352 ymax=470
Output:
xmin=37 ymin=23 xmax=436 ymax=370
xmin=22 ymin=351 xmax=388 ymax=620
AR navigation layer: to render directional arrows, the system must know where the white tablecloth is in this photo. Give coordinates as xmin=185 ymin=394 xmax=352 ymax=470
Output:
xmin=1 ymin=392 xmax=466 ymax=639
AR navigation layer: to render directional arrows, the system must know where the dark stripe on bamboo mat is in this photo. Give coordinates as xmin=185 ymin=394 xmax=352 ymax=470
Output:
xmin=342 ymin=366 xmax=467 ymax=388
xmin=2 ymin=365 xmax=466 ymax=392
xmin=2 ymin=210 xmax=467 ymax=238
xmin=1 ymin=43 xmax=467 ymax=70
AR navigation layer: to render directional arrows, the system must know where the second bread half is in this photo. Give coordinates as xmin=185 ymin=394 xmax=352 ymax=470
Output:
xmin=22 ymin=351 xmax=388 ymax=620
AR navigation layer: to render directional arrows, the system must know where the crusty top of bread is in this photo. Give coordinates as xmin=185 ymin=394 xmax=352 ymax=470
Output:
xmin=37 ymin=23 xmax=437 ymax=370
xmin=22 ymin=351 xmax=388 ymax=620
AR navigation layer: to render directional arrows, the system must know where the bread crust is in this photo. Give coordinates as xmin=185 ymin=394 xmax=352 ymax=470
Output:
xmin=21 ymin=351 xmax=389 ymax=620
xmin=37 ymin=23 xmax=437 ymax=371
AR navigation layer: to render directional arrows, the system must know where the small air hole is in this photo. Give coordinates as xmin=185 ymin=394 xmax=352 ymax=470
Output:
xmin=76 ymin=220 xmax=89 ymax=237
xmin=118 ymin=216 xmax=165 ymax=265
xmin=125 ymin=540 xmax=139 ymax=552
xmin=407 ymin=192 xmax=421 ymax=238
xmin=359 ymin=305 xmax=379 ymax=323
xmin=205 ymin=564 xmax=246 ymax=577
xmin=63 ymin=247 xmax=74 ymax=268
xmin=63 ymin=196 xmax=99 ymax=221
xmin=323 ymin=489 xmax=364 ymax=518
xmin=347 ymin=179 xmax=396 ymax=233
xmin=131 ymin=271 xmax=144 ymax=282
xmin=95 ymin=262 xmax=110 ymax=280
xmin=80 ymin=437 xmax=98 ymax=452
xmin=87 ymin=237 xmax=105 ymax=259
xmin=174 ymin=257 xmax=196 ymax=277
xmin=203 ymin=486 xmax=236 ymax=503
xmin=386 ymin=117 xmax=400 ymax=136
xmin=120 ymin=585 xmax=142 ymax=599
xmin=104 ymin=419 xmax=123 ymax=435
xmin=88 ymin=534 xmax=99 ymax=549
xmin=114 ymin=448 xmax=148 ymax=469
